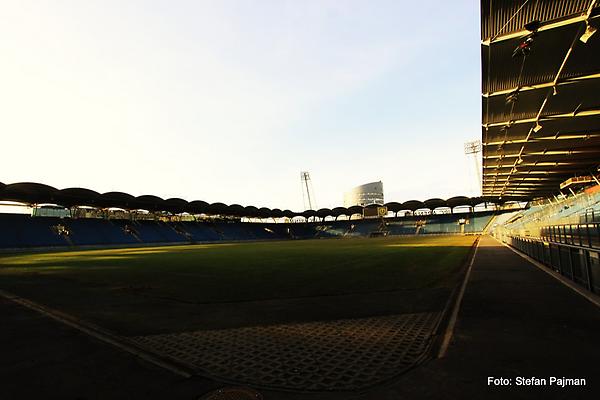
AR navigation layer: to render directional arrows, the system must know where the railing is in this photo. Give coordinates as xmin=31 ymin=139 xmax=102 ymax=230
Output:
xmin=506 ymin=234 xmax=600 ymax=295
xmin=540 ymin=223 xmax=600 ymax=249
xmin=580 ymin=209 xmax=600 ymax=224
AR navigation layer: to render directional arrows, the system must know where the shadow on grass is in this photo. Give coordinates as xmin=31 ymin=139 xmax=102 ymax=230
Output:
xmin=0 ymin=236 xmax=477 ymax=335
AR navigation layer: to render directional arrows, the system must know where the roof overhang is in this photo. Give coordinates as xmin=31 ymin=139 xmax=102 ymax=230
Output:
xmin=481 ymin=0 xmax=600 ymax=199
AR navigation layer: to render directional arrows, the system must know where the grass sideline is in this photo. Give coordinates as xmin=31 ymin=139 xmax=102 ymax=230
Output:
xmin=0 ymin=235 xmax=476 ymax=335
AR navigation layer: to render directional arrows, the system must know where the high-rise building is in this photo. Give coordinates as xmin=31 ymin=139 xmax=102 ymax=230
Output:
xmin=343 ymin=181 xmax=384 ymax=207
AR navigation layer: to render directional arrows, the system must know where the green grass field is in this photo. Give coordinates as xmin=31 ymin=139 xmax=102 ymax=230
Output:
xmin=0 ymin=235 xmax=476 ymax=335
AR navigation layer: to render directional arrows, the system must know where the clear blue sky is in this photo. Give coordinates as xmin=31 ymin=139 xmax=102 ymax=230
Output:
xmin=0 ymin=1 xmax=481 ymax=210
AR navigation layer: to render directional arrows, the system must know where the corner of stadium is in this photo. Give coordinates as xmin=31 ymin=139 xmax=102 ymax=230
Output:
xmin=1 ymin=1 xmax=599 ymax=399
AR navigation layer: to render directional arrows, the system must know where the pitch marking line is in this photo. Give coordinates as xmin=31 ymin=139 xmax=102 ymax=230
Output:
xmin=437 ymin=236 xmax=480 ymax=358
xmin=0 ymin=289 xmax=194 ymax=378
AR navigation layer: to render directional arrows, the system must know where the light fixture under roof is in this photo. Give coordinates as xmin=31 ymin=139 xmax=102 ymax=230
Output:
xmin=533 ymin=122 xmax=543 ymax=133
xmin=580 ymin=23 xmax=597 ymax=43
xmin=512 ymin=36 xmax=535 ymax=57
xmin=505 ymin=89 xmax=519 ymax=104
xmin=524 ymin=20 xmax=541 ymax=32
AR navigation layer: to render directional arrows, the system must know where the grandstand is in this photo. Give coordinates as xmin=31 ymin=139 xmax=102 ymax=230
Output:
xmin=0 ymin=182 xmax=505 ymax=250
xmin=1 ymin=1 xmax=600 ymax=399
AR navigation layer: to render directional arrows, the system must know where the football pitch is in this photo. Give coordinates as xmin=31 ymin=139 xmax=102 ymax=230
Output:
xmin=0 ymin=235 xmax=476 ymax=336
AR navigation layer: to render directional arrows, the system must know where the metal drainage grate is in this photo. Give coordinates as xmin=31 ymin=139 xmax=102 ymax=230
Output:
xmin=199 ymin=387 xmax=262 ymax=400
xmin=133 ymin=312 xmax=440 ymax=391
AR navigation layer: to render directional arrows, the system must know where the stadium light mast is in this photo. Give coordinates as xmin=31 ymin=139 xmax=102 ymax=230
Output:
xmin=464 ymin=140 xmax=482 ymax=195
xmin=300 ymin=171 xmax=316 ymax=210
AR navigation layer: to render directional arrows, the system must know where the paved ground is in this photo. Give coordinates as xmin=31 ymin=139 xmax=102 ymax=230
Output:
xmin=131 ymin=312 xmax=440 ymax=391
xmin=0 ymin=296 xmax=220 ymax=400
xmin=1 ymin=235 xmax=599 ymax=399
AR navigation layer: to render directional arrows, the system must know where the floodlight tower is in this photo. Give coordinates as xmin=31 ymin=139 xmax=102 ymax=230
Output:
xmin=300 ymin=171 xmax=316 ymax=210
xmin=464 ymin=140 xmax=482 ymax=195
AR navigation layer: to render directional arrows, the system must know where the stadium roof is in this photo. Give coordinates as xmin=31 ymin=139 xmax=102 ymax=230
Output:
xmin=0 ymin=182 xmax=517 ymax=219
xmin=481 ymin=0 xmax=600 ymax=199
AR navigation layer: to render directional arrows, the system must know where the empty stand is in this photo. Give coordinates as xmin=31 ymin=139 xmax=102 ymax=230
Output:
xmin=0 ymin=214 xmax=69 ymax=248
xmin=0 ymin=211 xmax=500 ymax=250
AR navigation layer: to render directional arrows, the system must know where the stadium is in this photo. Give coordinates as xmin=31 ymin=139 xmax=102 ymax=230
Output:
xmin=1 ymin=1 xmax=599 ymax=399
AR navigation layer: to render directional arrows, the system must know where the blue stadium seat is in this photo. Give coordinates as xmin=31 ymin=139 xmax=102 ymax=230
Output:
xmin=65 ymin=218 xmax=138 ymax=245
xmin=0 ymin=211 xmax=497 ymax=250
xmin=0 ymin=214 xmax=69 ymax=248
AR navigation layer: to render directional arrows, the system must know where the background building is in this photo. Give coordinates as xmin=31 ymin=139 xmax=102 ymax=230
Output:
xmin=343 ymin=181 xmax=384 ymax=207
